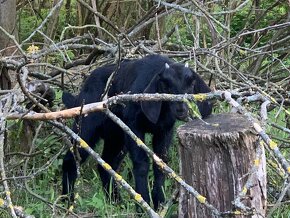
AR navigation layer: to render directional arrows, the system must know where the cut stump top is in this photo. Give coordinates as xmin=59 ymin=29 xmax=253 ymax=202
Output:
xmin=178 ymin=113 xmax=253 ymax=137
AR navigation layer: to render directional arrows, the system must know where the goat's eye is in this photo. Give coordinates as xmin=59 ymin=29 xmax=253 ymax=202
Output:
xmin=185 ymin=77 xmax=194 ymax=86
xmin=160 ymin=79 xmax=171 ymax=93
xmin=186 ymin=79 xmax=195 ymax=92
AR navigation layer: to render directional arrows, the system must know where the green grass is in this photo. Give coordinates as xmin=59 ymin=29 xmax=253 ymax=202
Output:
xmin=7 ymin=126 xmax=180 ymax=217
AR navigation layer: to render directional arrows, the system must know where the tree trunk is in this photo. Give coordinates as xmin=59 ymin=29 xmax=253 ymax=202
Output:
xmin=177 ymin=113 xmax=267 ymax=218
xmin=0 ymin=0 xmax=17 ymax=49
xmin=45 ymin=0 xmax=64 ymax=43
xmin=0 ymin=0 xmax=17 ymax=90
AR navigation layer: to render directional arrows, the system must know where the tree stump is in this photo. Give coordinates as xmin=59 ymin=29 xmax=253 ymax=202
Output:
xmin=177 ymin=113 xmax=267 ymax=218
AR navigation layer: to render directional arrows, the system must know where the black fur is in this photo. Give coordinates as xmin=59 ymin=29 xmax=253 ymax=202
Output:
xmin=61 ymin=55 xmax=212 ymax=209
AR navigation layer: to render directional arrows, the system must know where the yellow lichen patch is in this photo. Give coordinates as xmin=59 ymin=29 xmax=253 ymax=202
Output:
xmin=170 ymin=172 xmax=182 ymax=182
xmin=268 ymin=160 xmax=276 ymax=168
xmin=193 ymin=94 xmax=207 ymax=101
xmin=102 ymin=163 xmax=112 ymax=170
xmin=79 ymin=139 xmax=89 ymax=148
xmin=254 ymin=159 xmax=260 ymax=166
xmin=234 ymin=210 xmax=241 ymax=215
xmin=287 ymin=167 xmax=290 ymax=174
xmin=278 ymin=171 xmax=285 ymax=177
xmin=0 ymin=198 xmax=4 ymax=207
xmin=269 ymin=96 xmax=276 ymax=103
xmin=27 ymin=44 xmax=39 ymax=54
xmin=269 ymin=140 xmax=278 ymax=150
xmin=6 ymin=191 xmax=10 ymax=196
xmin=175 ymin=176 xmax=182 ymax=183
xmin=68 ymin=205 xmax=74 ymax=212
xmin=134 ymin=194 xmax=143 ymax=202
xmin=115 ymin=174 xmax=123 ymax=181
xmin=136 ymin=138 xmax=144 ymax=146
xmin=196 ymin=195 xmax=206 ymax=204
xmin=8 ymin=204 xmax=13 ymax=209
xmin=158 ymin=162 xmax=166 ymax=169
xmin=242 ymin=187 xmax=247 ymax=194
xmin=170 ymin=172 xmax=177 ymax=179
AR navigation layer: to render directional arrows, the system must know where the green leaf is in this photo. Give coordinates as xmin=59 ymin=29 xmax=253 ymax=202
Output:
xmin=184 ymin=99 xmax=201 ymax=119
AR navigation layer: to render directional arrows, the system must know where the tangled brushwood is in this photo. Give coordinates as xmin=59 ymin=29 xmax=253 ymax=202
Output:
xmin=0 ymin=0 xmax=289 ymax=217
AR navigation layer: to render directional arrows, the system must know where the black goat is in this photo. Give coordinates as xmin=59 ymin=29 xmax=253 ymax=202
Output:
xmin=62 ymin=55 xmax=212 ymax=209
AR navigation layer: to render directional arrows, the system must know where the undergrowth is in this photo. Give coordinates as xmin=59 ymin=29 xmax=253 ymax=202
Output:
xmin=4 ymin=100 xmax=289 ymax=217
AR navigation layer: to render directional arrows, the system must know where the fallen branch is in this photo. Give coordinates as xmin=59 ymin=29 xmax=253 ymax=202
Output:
xmin=6 ymin=92 xmax=220 ymax=120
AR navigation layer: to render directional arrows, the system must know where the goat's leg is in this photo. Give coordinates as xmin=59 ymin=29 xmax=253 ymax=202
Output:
xmin=62 ymin=116 xmax=99 ymax=202
xmin=152 ymin=128 xmax=173 ymax=209
xmin=98 ymin=132 xmax=125 ymax=202
xmin=126 ymin=131 xmax=150 ymax=205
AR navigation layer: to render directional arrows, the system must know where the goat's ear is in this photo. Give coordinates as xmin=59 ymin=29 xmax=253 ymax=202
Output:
xmin=141 ymin=74 xmax=162 ymax=124
xmin=191 ymin=70 xmax=211 ymax=94
xmin=62 ymin=91 xmax=76 ymax=109
xmin=190 ymin=70 xmax=213 ymax=118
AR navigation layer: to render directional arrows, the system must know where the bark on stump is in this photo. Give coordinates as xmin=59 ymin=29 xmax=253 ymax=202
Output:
xmin=177 ymin=113 xmax=266 ymax=218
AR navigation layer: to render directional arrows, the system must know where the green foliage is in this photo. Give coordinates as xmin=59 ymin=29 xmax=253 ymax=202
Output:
xmin=166 ymin=14 xmax=194 ymax=47
xmin=165 ymin=1 xmax=288 ymax=49
xmin=7 ymin=123 xmax=63 ymax=217
xmin=266 ymin=109 xmax=289 ymax=211
xmin=18 ymin=9 xmax=44 ymax=42
xmin=271 ymin=204 xmax=290 ymax=218
xmin=18 ymin=3 xmax=77 ymax=43
xmin=49 ymin=50 xmax=75 ymax=65
xmin=185 ymin=99 xmax=201 ymax=119
xmin=0 ymin=209 xmax=10 ymax=218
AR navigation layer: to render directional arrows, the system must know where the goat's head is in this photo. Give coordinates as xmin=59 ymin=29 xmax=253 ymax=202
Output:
xmin=141 ymin=63 xmax=198 ymax=123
